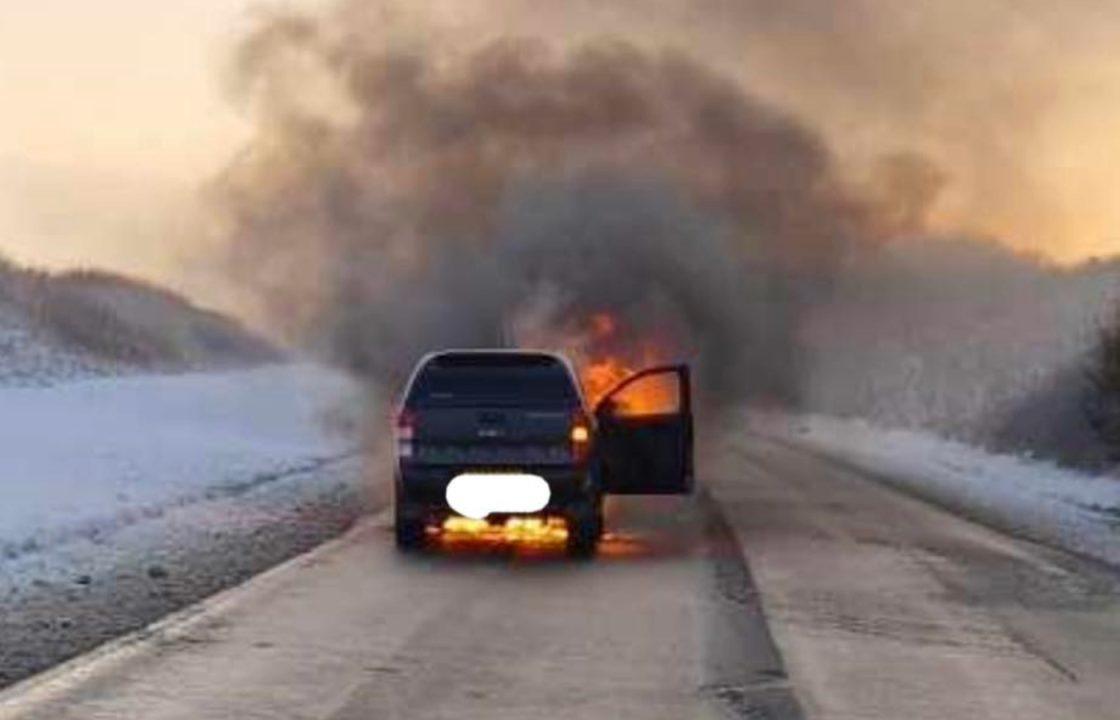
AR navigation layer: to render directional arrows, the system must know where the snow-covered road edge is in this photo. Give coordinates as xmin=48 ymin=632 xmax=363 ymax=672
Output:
xmin=744 ymin=412 xmax=1120 ymax=569
xmin=0 ymin=363 xmax=387 ymax=688
xmin=0 ymin=363 xmax=366 ymax=564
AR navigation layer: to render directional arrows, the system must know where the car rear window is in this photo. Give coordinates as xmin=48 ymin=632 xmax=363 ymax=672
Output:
xmin=406 ymin=353 xmax=579 ymax=408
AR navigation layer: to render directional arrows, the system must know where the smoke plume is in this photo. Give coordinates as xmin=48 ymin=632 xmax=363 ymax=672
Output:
xmin=410 ymin=0 xmax=1120 ymax=261
xmin=214 ymin=4 xmax=908 ymax=405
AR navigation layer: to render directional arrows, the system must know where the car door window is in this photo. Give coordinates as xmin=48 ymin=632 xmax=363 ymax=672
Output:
xmin=601 ymin=371 xmax=680 ymax=417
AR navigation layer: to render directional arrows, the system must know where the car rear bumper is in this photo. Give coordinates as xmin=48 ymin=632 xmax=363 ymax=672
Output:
xmin=396 ymin=463 xmax=593 ymax=514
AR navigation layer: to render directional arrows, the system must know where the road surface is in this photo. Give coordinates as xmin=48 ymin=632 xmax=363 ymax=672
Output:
xmin=0 ymin=490 xmax=799 ymax=719
xmin=707 ymin=434 xmax=1120 ymax=719
xmin=2 ymin=434 xmax=1119 ymax=719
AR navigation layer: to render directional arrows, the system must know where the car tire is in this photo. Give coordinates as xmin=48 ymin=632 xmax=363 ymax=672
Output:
xmin=565 ymin=497 xmax=602 ymax=559
xmin=394 ymin=502 xmax=426 ymax=552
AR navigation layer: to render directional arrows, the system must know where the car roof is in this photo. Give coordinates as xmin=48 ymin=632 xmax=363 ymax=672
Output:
xmin=422 ymin=349 xmax=571 ymax=367
xmin=398 ymin=349 xmax=587 ymax=409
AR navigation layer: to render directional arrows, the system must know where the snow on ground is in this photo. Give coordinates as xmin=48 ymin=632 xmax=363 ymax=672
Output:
xmin=0 ymin=363 xmax=364 ymax=565
xmin=748 ymin=413 xmax=1120 ymax=568
xmin=0 ymin=362 xmax=384 ymax=687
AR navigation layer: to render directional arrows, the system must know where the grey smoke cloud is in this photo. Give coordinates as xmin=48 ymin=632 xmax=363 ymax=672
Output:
xmin=214 ymin=5 xmax=895 ymax=405
xmin=404 ymin=0 xmax=1120 ymax=258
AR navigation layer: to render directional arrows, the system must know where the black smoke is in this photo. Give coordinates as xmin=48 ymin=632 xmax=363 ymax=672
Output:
xmin=214 ymin=12 xmax=885 ymax=405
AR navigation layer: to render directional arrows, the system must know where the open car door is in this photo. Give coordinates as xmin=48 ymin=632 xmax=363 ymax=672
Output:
xmin=594 ymin=364 xmax=693 ymax=495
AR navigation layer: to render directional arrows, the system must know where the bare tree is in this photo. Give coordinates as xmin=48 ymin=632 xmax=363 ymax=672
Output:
xmin=1086 ymin=302 xmax=1120 ymax=459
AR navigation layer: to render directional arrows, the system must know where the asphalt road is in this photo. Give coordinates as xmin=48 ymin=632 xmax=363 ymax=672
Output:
xmin=0 ymin=490 xmax=800 ymax=720
xmin=707 ymin=434 xmax=1120 ymax=719
xmin=3 ymin=435 xmax=1119 ymax=719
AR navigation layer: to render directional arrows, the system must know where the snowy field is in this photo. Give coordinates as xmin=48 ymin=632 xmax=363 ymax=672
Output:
xmin=0 ymin=364 xmax=364 ymax=564
xmin=0 ymin=363 xmax=383 ymax=687
xmin=749 ymin=413 xmax=1120 ymax=568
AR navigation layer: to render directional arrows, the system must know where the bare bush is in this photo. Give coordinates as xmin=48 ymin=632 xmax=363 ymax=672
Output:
xmin=1086 ymin=303 xmax=1120 ymax=461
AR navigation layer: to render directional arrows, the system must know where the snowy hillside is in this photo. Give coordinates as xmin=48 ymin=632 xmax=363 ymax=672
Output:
xmin=0 ymin=258 xmax=276 ymax=386
xmin=0 ymin=296 xmax=118 ymax=385
xmin=801 ymin=238 xmax=1120 ymax=467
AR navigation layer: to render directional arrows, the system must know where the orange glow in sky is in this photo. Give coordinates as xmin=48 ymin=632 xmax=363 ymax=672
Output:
xmin=1 ymin=0 xmax=1118 ymax=300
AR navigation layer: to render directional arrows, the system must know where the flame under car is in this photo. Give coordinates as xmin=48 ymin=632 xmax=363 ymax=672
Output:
xmin=393 ymin=350 xmax=693 ymax=557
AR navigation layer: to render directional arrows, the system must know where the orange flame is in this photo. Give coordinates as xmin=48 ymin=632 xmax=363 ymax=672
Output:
xmin=582 ymin=355 xmax=636 ymax=407
xmin=576 ymin=313 xmax=679 ymax=416
xmin=590 ymin=312 xmax=617 ymax=339
xmin=433 ymin=515 xmax=569 ymax=549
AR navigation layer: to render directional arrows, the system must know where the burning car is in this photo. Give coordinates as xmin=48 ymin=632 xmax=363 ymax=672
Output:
xmin=393 ymin=350 xmax=693 ymax=557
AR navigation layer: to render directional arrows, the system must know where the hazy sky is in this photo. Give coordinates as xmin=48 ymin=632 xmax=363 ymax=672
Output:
xmin=1 ymin=0 xmax=1118 ymax=304
xmin=1 ymin=1 xmax=251 ymax=179
xmin=0 ymin=0 xmax=265 ymax=291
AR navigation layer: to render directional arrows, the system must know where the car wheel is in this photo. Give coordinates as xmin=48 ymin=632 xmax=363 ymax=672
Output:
xmin=565 ymin=497 xmax=602 ymax=559
xmin=394 ymin=502 xmax=427 ymax=552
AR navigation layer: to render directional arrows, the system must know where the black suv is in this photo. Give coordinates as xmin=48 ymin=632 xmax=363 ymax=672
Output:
xmin=393 ymin=350 xmax=694 ymax=557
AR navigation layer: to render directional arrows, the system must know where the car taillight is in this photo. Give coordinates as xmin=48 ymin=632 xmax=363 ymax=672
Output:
xmin=396 ymin=410 xmax=415 ymax=460
xmin=570 ymin=411 xmax=591 ymax=463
